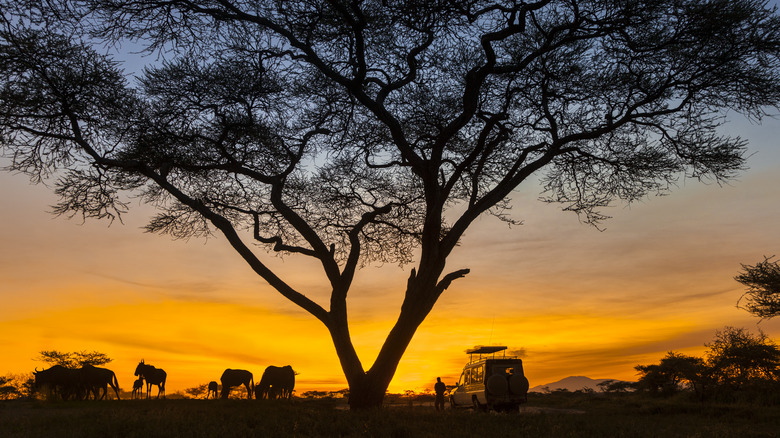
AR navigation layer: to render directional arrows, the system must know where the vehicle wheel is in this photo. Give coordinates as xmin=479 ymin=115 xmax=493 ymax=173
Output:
xmin=472 ymin=397 xmax=486 ymax=412
xmin=449 ymin=395 xmax=456 ymax=409
xmin=487 ymin=375 xmax=508 ymax=396
xmin=509 ymin=374 xmax=529 ymax=395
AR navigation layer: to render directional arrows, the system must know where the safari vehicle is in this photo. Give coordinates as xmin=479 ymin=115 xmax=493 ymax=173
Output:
xmin=449 ymin=346 xmax=529 ymax=412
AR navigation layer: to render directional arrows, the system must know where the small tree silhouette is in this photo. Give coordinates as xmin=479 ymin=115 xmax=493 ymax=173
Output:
xmin=736 ymin=256 xmax=780 ymax=319
xmin=36 ymin=350 xmax=112 ymax=368
xmin=183 ymin=384 xmax=209 ymax=399
xmin=636 ymin=327 xmax=780 ymax=398
xmin=0 ymin=375 xmax=21 ymax=400
xmin=635 ymin=351 xmax=704 ymax=394
xmin=706 ymin=326 xmax=780 ymax=389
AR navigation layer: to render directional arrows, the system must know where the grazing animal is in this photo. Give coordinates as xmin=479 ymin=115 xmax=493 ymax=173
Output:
xmin=33 ymin=365 xmax=82 ymax=401
xmin=256 ymin=365 xmax=295 ymax=400
xmin=220 ymin=369 xmax=253 ymax=399
xmin=134 ymin=360 xmax=167 ymax=399
xmin=79 ymin=364 xmax=121 ymax=400
xmin=132 ymin=377 xmax=144 ymax=399
xmin=207 ymin=381 xmax=219 ymax=399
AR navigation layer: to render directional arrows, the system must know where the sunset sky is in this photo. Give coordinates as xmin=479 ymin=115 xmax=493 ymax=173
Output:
xmin=3 ymin=110 xmax=779 ymax=395
xmin=2 ymin=44 xmax=780 ymax=394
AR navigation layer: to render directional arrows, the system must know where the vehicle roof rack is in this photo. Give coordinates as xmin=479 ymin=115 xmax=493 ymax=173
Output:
xmin=466 ymin=346 xmax=507 ymax=355
xmin=466 ymin=345 xmax=510 ymax=364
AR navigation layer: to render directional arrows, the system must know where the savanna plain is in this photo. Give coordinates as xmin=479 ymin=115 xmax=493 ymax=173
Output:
xmin=2 ymin=393 xmax=778 ymax=438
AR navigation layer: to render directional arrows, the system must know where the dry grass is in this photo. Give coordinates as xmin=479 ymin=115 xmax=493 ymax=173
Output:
xmin=1 ymin=393 xmax=778 ymax=437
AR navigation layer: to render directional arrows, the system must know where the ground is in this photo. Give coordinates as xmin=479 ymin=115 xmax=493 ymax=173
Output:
xmin=1 ymin=393 xmax=778 ymax=437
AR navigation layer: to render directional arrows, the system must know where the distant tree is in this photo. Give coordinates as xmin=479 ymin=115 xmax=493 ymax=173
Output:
xmin=183 ymin=384 xmax=209 ymax=399
xmin=3 ymin=0 xmax=780 ymax=409
xmin=301 ymin=390 xmax=329 ymax=399
xmin=634 ymin=364 xmax=665 ymax=393
xmin=0 ymin=375 xmax=21 ymax=400
xmin=736 ymin=256 xmax=780 ymax=319
xmin=597 ymin=379 xmax=633 ymax=393
xmin=635 ymin=351 xmax=705 ymax=394
xmin=36 ymin=350 xmax=113 ymax=369
xmin=222 ymin=385 xmax=250 ymax=400
xmin=403 ymin=389 xmax=416 ymax=405
xmin=660 ymin=351 xmax=706 ymax=391
xmin=0 ymin=373 xmax=34 ymax=400
xmin=705 ymin=326 xmax=780 ymax=389
xmin=20 ymin=376 xmax=35 ymax=399
xmin=637 ymin=329 xmax=780 ymax=399
xmin=328 ymin=389 xmax=350 ymax=400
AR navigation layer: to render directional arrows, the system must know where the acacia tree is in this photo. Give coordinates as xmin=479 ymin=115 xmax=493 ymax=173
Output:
xmin=635 ymin=351 xmax=704 ymax=394
xmin=36 ymin=350 xmax=113 ymax=368
xmin=0 ymin=375 xmax=23 ymax=400
xmin=184 ymin=383 xmax=209 ymax=399
xmin=2 ymin=0 xmax=779 ymax=408
xmin=635 ymin=328 xmax=780 ymax=397
xmin=706 ymin=326 xmax=780 ymax=389
xmin=736 ymin=256 xmax=780 ymax=319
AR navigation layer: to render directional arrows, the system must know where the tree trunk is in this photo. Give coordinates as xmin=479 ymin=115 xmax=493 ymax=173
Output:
xmin=342 ymin=297 xmax=433 ymax=410
xmin=347 ymin=378 xmax=390 ymax=410
xmin=331 ymin=258 xmax=458 ymax=410
xmin=337 ymin=324 xmax=414 ymax=410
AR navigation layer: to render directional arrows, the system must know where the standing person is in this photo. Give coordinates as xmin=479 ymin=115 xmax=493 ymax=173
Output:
xmin=434 ymin=377 xmax=446 ymax=411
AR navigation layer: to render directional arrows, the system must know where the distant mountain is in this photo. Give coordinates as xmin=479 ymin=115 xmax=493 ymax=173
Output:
xmin=529 ymin=376 xmax=625 ymax=393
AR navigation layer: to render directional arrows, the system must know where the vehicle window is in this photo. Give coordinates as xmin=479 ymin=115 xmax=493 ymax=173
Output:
xmin=474 ymin=365 xmax=484 ymax=383
xmin=458 ymin=371 xmax=465 ymax=386
xmin=464 ymin=368 xmax=471 ymax=384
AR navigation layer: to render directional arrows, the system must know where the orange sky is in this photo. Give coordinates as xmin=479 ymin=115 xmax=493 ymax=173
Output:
xmin=1 ymin=114 xmax=779 ymax=395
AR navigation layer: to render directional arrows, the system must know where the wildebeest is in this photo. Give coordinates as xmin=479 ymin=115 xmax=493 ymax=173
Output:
xmin=33 ymin=364 xmax=120 ymax=400
xmin=207 ymin=381 xmax=219 ymax=399
xmin=132 ymin=377 xmax=144 ymax=399
xmin=135 ymin=360 xmax=167 ymax=399
xmin=220 ymin=369 xmax=253 ymax=399
xmin=256 ymin=365 xmax=295 ymax=400
xmin=79 ymin=364 xmax=121 ymax=400
xmin=33 ymin=365 xmax=82 ymax=400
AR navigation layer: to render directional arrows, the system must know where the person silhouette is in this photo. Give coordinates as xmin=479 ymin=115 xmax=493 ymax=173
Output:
xmin=434 ymin=377 xmax=446 ymax=411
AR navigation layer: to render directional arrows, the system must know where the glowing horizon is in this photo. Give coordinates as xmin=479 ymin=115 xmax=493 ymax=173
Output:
xmin=1 ymin=116 xmax=779 ymax=395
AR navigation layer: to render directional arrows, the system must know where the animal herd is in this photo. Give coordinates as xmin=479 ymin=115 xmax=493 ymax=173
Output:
xmin=217 ymin=366 xmax=295 ymax=400
xmin=33 ymin=363 xmax=123 ymax=401
xmin=33 ymin=361 xmax=295 ymax=401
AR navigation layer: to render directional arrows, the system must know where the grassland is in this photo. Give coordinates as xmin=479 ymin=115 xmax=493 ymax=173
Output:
xmin=1 ymin=392 xmax=778 ymax=437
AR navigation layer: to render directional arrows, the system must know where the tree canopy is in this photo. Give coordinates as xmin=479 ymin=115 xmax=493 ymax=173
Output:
xmin=635 ymin=351 xmax=704 ymax=394
xmin=706 ymin=326 xmax=780 ymax=388
xmin=736 ymin=256 xmax=780 ymax=319
xmin=636 ymin=327 xmax=780 ymax=400
xmin=36 ymin=350 xmax=113 ymax=368
xmin=2 ymin=0 xmax=780 ymax=408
